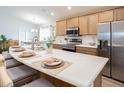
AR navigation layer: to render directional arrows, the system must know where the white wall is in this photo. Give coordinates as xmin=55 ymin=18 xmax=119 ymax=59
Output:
xmin=0 ymin=14 xmax=37 ymax=40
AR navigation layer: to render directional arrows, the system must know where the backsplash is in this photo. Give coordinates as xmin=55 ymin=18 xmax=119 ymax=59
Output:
xmin=81 ymin=35 xmax=97 ymax=45
xmin=55 ymin=35 xmax=97 ymax=45
xmin=54 ymin=36 xmax=67 ymax=44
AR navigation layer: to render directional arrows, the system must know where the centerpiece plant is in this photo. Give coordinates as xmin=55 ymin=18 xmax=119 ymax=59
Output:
xmin=46 ymin=36 xmax=56 ymax=48
xmin=0 ymin=35 xmax=9 ymax=53
xmin=45 ymin=36 xmax=56 ymax=53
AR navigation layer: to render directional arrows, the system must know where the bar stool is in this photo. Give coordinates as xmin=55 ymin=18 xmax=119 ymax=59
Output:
xmin=5 ymin=59 xmax=22 ymax=68
xmin=2 ymin=52 xmax=13 ymax=60
xmin=7 ymin=65 xmax=40 ymax=86
xmin=22 ymin=78 xmax=54 ymax=87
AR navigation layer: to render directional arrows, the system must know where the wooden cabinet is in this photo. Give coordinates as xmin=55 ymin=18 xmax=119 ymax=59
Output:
xmin=56 ymin=20 xmax=66 ymax=36
xmin=88 ymin=13 xmax=98 ymax=35
xmin=76 ymin=46 xmax=97 ymax=55
xmin=99 ymin=10 xmax=114 ymax=23
xmin=79 ymin=16 xmax=88 ymax=35
xmin=115 ymin=7 xmax=124 ymax=21
xmin=53 ymin=44 xmax=63 ymax=50
xmin=67 ymin=17 xmax=78 ymax=28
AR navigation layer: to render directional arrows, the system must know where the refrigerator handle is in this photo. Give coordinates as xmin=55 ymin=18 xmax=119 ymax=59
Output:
xmin=99 ymin=40 xmax=102 ymax=49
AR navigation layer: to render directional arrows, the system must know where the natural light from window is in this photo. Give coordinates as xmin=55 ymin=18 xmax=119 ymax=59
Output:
xmin=40 ymin=27 xmax=51 ymax=41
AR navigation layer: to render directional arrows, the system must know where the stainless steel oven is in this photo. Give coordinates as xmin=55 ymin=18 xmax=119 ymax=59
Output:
xmin=63 ymin=38 xmax=82 ymax=52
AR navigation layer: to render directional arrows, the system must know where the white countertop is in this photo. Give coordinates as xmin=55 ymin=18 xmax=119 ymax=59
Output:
xmin=9 ymin=48 xmax=108 ymax=87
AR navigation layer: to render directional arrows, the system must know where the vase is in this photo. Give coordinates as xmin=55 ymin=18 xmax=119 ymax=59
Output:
xmin=46 ymin=46 xmax=53 ymax=54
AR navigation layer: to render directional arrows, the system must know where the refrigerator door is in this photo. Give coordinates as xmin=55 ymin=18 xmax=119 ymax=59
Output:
xmin=97 ymin=22 xmax=111 ymax=77
xmin=112 ymin=21 xmax=124 ymax=82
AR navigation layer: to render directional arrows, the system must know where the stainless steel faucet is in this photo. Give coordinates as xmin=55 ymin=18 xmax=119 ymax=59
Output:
xmin=31 ymin=36 xmax=39 ymax=50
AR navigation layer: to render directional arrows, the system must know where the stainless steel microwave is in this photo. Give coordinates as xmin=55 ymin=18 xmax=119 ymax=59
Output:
xmin=66 ymin=27 xmax=79 ymax=36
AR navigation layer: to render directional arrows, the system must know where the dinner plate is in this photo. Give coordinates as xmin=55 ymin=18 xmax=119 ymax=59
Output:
xmin=43 ymin=57 xmax=63 ymax=67
xmin=11 ymin=46 xmax=20 ymax=48
xmin=19 ymin=51 xmax=35 ymax=58
xmin=13 ymin=48 xmax=25 ymax=52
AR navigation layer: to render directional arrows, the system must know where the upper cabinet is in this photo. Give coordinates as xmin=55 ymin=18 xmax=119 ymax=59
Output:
xmin=67 ymin=17 xmax=79 ymax=28
xmin=88 ymin=13 xmax=99 ymax=35
xmin=115 ymin=7 xmax=124 ymax=21
xmin=99 ymin=10 xmax=114 ymax=23
xmin=79 ymin=16 xmax=88 ymax=35
xmin=56 ymin=20 xmax=66 ymax=36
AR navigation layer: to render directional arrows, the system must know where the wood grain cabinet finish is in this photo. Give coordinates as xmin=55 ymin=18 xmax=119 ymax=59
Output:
xmin=76 ymin=47 xmax=97 ymax=55
xmin=88 ymin=13 xmax=99 ymax=35
xmin=79 ymin=16 xmax=88 ymax=35
xmin=99 ymin=10 xmax=114 ymax=23
xmin=115 ymin=7 xmax=124 ymax=21
xmin=53 ymin=44 xmax=63 ymax=50
xmin=67 ymin=17 xmax=79 ymax=28
xmin=56 ymin=20 xmax=66 ymax=36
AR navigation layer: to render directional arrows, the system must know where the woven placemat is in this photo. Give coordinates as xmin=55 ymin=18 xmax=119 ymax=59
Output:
xmin=32 ymin=59 xmax=72 ymax=74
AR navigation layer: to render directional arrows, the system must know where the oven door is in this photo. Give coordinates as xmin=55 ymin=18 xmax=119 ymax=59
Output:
xmin=63 ymin=44 xmax=76 ymax=52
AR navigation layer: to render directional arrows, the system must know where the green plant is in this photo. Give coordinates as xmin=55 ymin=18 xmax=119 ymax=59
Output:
xmin=0 ymin=35 xmax=9 ymax=53
xmin=46 ymin=36 xmax=56 ymax=48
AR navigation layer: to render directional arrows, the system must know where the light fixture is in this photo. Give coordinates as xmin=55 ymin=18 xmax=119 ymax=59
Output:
xmin=67 ymin=6 xmax=72 ymax=10
xmin=50 ymin=12 xmax=54 ymax=16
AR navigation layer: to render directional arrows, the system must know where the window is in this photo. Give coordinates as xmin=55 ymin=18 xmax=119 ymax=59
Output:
xmin=39 ymin=27 xmax=51 ymax=41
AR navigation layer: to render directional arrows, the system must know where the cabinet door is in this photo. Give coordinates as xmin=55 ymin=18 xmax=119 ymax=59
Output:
xmin=115 ymin=7 xmax=124 ymax=21
xmin=88 ymin=13 xmax=98 ymax=35
xmin=79 ymin=16 xmax=88 ymax=35
xmin=67 ymin=17 xmax=78 ymax=28
xmin=99 ymin=10 xmax=114 ymax=23
xmin=56 ymin=20 xmax=66 ymax=36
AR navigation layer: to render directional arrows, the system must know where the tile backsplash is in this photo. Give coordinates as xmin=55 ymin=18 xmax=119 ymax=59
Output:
xmin=81 ymin=35 xmax=97 ymax=45
xmin=55 ymin=35 xmax=97 ymax=45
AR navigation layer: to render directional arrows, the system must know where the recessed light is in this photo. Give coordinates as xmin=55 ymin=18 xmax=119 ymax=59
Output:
xmin=67 ymin=6 xmax=72 ymax=10
xmin=50 ymin=12 xmax=54 ymax=16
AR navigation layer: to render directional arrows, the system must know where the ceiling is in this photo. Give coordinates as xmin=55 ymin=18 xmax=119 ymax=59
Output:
xmin=0 ymin=6 xmax=116 ymax=25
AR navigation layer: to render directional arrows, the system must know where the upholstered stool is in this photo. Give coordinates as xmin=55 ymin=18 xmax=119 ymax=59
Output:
xmin=22 ymin=78 xmax=54 ymax=87
xmin=5 ymin=59 xmax=22 ymax=68
xmin=7 ymin=65 xmax=40 ymax=86
xmin=2 ymin=52 xmax=13 ymax=60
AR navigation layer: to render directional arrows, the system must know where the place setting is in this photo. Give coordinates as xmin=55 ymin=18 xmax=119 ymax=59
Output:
xmin=12 ymin=47 xmax=25 ymax=52
xmin=32 ymin=57 xmax=72 ymax=74
xmin=41 ymin=57 xmax=64 ymax=69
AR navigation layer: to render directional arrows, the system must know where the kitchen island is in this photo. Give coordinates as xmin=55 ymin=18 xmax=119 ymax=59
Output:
xmin=9 ymin=48 xmax=108 ymax=87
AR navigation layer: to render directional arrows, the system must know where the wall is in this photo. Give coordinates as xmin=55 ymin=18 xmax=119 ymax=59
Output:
xmin=0 ymin=14 xmax=37 ymax=40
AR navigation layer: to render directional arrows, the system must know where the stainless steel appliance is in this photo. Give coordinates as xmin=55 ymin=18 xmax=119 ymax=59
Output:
xmin=66 ymin=27 xmax=79 ymax=37
xmin=97 ymin=21 xmax=124 ymax=82
xmin=63 ymin=38 xmax=82 ymax=52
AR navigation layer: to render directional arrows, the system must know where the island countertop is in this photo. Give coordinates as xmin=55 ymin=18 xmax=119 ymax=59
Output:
xmin=9 ymin=48 xmax=108 ymax=87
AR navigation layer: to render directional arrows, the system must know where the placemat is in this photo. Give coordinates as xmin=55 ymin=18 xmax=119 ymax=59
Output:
xmin=32 ymin=59 xmax=72 ymax=75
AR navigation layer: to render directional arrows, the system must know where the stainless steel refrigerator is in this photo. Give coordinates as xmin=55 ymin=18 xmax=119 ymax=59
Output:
xmin=97 ymin=20 xmax=124 ymax=82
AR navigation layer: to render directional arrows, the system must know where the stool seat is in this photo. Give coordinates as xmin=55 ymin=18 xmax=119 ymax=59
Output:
xmin=7 ymin=65 xmax=39 ymax=83
xmin=22 ymin=78 xmax=54 ymax=87
xmin=6 ymin=59 xmax=22 ymax=68
xmin=2 ymin=52 xmax=13 ymax=60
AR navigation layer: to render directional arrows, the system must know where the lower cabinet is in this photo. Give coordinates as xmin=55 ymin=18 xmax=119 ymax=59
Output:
xmin=53 ymin=44 xmax=63 ymax=50
xmin=76 ymin=46 xmax=97 ymax=55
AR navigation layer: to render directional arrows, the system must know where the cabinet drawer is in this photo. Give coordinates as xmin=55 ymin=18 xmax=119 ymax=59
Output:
xmin=76 ymin=47 xmax=97 ymax=53
xmin=53 ymin=44 xmax=63 ymax=50
xmin=76 ymin=47 xmax=97 ymax=55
